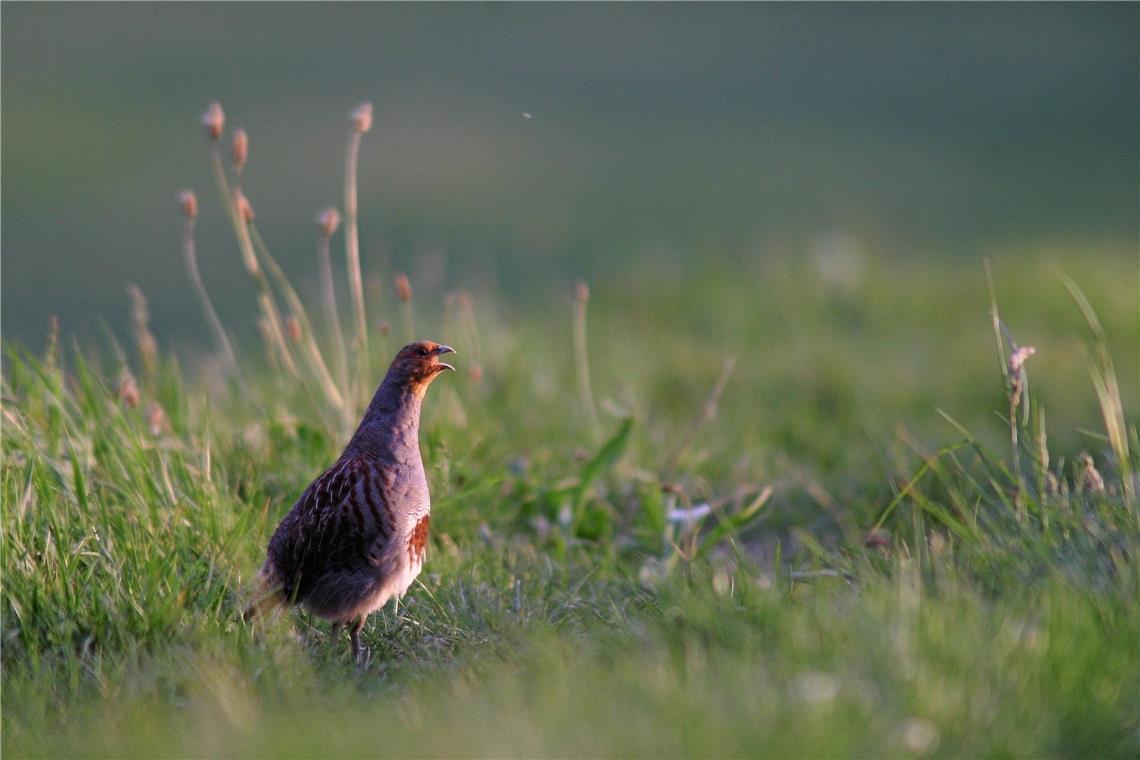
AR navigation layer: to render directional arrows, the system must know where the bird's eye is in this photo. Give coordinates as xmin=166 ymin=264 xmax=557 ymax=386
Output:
xmin=417 ymin=347 xmax=429 ymax=357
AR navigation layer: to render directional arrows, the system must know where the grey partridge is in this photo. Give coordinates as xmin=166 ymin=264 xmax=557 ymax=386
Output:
xmin=255 ymin=340 xmax=455 ymax=662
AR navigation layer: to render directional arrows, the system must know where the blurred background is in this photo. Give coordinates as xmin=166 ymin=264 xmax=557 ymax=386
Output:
xmin=2 ymin=2 xmax=1136 ymax=351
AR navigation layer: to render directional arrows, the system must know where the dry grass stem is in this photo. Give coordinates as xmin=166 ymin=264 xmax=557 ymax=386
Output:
xmin=317 ymin=209 xmax=349 ymax=392
xmin=666 ymin=356 xmax=737 ymax=473
xmin=344 ymin=102 xmax=372 ymax=403
xmin=175 ymin=195 xmax=240 ymax=382
xmin=986 ymin=261 xmax=1030 ymax=509
xmin=229 ymin=191 xmax=298 ymax=378
xmin=203 ymin=122 xmax=299 ymax=379
xmin=249 ymin=224 xmax=351 ymax=426
xmin=572 ymin=280 xmax=601 ymax=438
xmin=1062 ymin=274 xmax=1134 ymax=504
xmin=126 ymin=283 xmax=159 ymax=383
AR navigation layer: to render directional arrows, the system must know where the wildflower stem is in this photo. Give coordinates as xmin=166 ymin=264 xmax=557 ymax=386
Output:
xmin=572 ymin=281 xmax=601 ymax=439
xmin=344 ymin=129 xmax=369 ymax=402
xmin=665 ymin=355 xmax=737 ymax=474
xmin=1062 ymin=274 xmax=1135 ymax=505
xmin=249 ymin=224 xmax=352 ymax=427
xmin=986 ymin=261 xmax=1025 ymax=512
xmin=181 ymin=214 xmax=242 ymax=383
xmin=209 ymin=145 xmax=299 ymax=378
xmin=318 ymin=232 xmax=350 ymax=394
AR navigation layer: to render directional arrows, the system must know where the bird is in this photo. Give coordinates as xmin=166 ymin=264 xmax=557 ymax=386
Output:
xmin=253 ymin=340 xmax=455 ymax=663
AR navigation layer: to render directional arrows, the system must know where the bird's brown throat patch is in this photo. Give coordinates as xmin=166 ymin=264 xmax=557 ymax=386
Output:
xmin=408 ymin=514 xmax=430 ymax=563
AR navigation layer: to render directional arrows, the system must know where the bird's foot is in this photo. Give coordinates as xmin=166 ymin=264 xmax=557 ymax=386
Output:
xmin=353 ymin=643 xmax=372 ymax=669
xmin=349 ymin=615 xmax=370 ymax=669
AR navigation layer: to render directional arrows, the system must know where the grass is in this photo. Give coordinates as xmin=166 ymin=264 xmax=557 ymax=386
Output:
xmin=2 ymin=109 xmax=1138 ymax=757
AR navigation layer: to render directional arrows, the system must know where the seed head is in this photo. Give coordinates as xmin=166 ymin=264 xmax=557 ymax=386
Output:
xmin=179 ymin=190 xmax=199 ymax=220
xmin=117 ymin=371 xmax=140 ymax=408
xmin=127 ymin=284 xmax=159 ymax=375
xmin=351 ymin=102 xmax=373 ymax=133
xmin=468 ymin=362 xmax=484 ymax=384
xmin=317 ymin=207 xmax=341 ymax=238
xmin=378 ymin=321 xmax=391 ymax=336
xmin=1007 ymin=345 xmax=1035 ymax=410
xmin=285 ymin=314 xmax=302 ymax=343
xmin=146 ymin=402 xmax=168 ymax=436
xmin=231 ymin=128 xmax=249 ymax=168
xmin=1078 ymin=453 xmax=1105 ymax=493
xmin=201 ymin=102 xmax=225 ymax=141
xmin=863 ymin=528 xmax=891 ymax=549
xmin=234 ymin=192 xmax=255 ymax=223
xmin=574 ymin=281 xmax=590 ymax=304
xmin=1008 ymin=346 xmax=1036 ymax=375
xmin=393 ymin=273 xmax=412 ymax=303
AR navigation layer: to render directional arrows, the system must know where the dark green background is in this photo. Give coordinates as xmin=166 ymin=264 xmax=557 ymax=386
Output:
xmin=3 ymin=2 xmax=1137 ymax=349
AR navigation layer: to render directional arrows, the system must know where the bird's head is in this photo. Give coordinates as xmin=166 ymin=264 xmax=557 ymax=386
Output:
xmin=388 ymin=340 xmax=456 ymax=393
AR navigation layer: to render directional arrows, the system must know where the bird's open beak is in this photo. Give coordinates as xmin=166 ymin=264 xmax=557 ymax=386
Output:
xmin=434 ymin=345 xmax=456 ymax=372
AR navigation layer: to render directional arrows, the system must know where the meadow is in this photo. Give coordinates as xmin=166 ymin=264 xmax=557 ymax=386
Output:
xmin=2 ymin=105 xmax=1138 ymax=758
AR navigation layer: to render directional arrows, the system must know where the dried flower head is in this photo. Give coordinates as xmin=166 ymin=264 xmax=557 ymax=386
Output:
xmin=285 ymin=314 xmax=302 ymax=343
xmin=377 ymin=321 xmax=391 ymax=336
xmin=231 ymin=128 xmax=249 ymax=168
xmin=201 ymin=102 xmax=225 ymax=141
xmin=146 ymin=402 xmax=168 ymax=436
xmin=234 ymin=192 xmax=255 ymax=223
xmin=179 ymin=190 xmax=199 ymax=221
xmin=1078 ymin=452 xmax=1105 ymax=493
xmin=574 ymin=281 xmax=590 ymax=304
xmin=1008 ymin=345 xmax=1036 ymax=410
xmin=1008 ymin=346 xmax=1036 ymax=375
xmin=317 ymin=207 xmax=341 ymax=238
xmin=863 ymin=528 xmax=891 ymax=549
xmin=468 ymin=362 xmax=484 ymax=384
xmin=393 ymin=273 xmax=412 ymax=303
xmin=127 ymin=284 xmax=158 ymax=376
xmin=117 ymin=370 xmax=140 ymax=408
xmin=351 ymin=102 xmax=373 ymax=133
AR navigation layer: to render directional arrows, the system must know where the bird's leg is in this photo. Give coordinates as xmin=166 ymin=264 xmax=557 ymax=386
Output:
xmin=349 ymin=614 xmax=370 ymax=668
xmin=329 ymin=621 xmax=343 ymax=651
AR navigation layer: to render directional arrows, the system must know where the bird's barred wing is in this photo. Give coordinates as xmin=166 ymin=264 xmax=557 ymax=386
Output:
xmin=274 ymin=456 xmax=398 ymax=578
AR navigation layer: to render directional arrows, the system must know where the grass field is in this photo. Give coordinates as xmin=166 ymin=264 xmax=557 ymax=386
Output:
xmin=3 ymin=203 xmax=1138 ymax=757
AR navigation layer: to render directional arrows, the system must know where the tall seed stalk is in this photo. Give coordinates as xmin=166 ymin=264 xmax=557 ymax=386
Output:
xmin=317 ymin=209 xmax=349 ymax=393
xmin=248 ymin=223 xmax=352 ymax=428
xmin=201 ymin=106 xmax=298 ymax=379
xmin=573 ymin=281 xmax=601 ymax=439
xmin=177 ymin=190 xmax=241 ymax=383
xmin=986 ymin=261 xmax=1034 ymax=517
xmin=345 ymin=103 xmax=373 ymax=403
xmin=1062 ymin=273 xmax=1135 ymax=505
